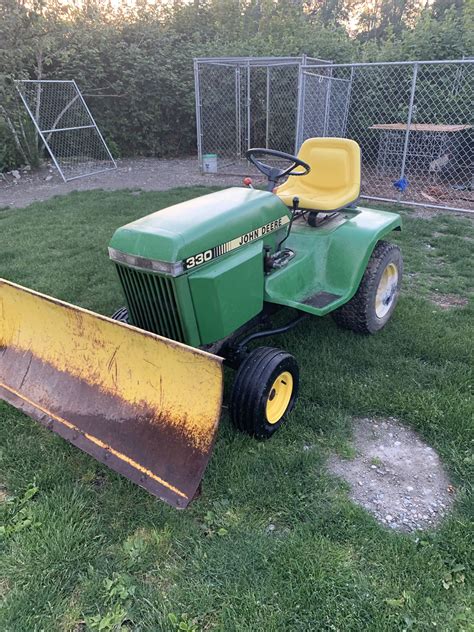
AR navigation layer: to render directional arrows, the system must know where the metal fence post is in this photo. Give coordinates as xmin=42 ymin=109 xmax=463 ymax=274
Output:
xmin=323 ymin=76 xmax=330 ymax=137
xmin=265 ymin=66 xmax=270 ymax=148
xmin=247 ymin=61 xmax=251 ymax=151
xmin=235 ymin=66 xmax=241 ymax=158
xmin=295 ymin=64 xmax=305 ymax=152
xmin=193 ymin=60 xmax=203 ymax=171
xmin=398 ymin=62 xmax=418 ymax=199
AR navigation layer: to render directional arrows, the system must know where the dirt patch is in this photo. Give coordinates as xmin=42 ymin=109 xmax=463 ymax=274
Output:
xmin=405 ymin=205 xmax=445 ymax=219
xmin=3 ymin=157 xmax=472 ymax=217
xmin=0 ymin=579 xmax=10 ymax=600
xmin=327 ymin=417 xmax=454 ymax=532
xmin=0 ymin=157 xmax=261 ymax=210
xmin=429 ymin=293 xmax=469 ymax=309
xmin=361 ymin=167 xmax=474 ymax=215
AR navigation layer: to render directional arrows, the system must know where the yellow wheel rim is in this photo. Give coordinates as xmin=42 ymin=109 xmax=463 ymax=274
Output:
xmin=266 ymin=371 xmax=293 ymax=425
xmin=375 ymin=262 xmax=399 ymax=318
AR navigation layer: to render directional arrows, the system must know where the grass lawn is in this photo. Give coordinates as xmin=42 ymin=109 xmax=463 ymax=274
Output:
xmin=0 ymin=188 xmax=473 ymax=631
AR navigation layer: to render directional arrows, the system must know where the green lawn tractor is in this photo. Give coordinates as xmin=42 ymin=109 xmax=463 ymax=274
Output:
xmin=0 ymin=137 xmax=402 ymax=508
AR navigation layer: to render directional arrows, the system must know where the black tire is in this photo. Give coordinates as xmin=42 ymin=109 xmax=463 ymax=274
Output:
xmin=111 ymin=306 xmax=129 ymax=324
xmin=230 ymin=347 xmax=299 ymax=439
xmin=331 ymin=240 xmax=403 ymax=334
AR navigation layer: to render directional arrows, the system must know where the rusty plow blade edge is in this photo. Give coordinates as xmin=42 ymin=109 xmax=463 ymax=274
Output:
xmin=0 ymin=279 xmax=224 ymax=508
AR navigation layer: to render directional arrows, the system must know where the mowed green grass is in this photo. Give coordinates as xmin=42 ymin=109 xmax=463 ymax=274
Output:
xmin=0 ymin=188 xmax=472 ymax=631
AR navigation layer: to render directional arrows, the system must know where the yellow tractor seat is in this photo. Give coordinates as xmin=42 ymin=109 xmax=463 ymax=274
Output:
xmin=275 ymin=137 xmax=361 ymax=212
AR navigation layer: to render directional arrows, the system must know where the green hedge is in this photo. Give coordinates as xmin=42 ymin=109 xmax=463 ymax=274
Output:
xmin=0 ymin=0 xmax=472 ymax=170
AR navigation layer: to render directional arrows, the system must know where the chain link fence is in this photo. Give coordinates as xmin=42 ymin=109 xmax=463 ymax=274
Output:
xmin=195 ymin=58 xmax=473 ymax=213
xmin=16 ymin=80 xmax=116 ymax=182
xmin=301 ymin=60 xmax=473 ymax=213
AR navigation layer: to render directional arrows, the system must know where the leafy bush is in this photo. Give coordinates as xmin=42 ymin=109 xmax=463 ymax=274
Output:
xmin=0 ymin=0 xmax=472 ymax=170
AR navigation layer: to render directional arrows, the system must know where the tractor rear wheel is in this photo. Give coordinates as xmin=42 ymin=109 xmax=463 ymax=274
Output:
xmin=230 ymin=347 xmax=299 ymax=439
xmin=331 ymin=240 xmax=403 ymax=334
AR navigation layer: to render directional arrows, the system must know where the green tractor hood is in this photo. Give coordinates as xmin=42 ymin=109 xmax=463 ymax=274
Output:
xmin=109 ymin=188 xmax=290 ymax=265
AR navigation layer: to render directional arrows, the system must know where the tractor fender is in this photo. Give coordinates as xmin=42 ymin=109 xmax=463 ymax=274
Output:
xmin=324 ymin=206 xmax=402 ymax=306
xmin=264 ymin=206 xmax=402 ymax=316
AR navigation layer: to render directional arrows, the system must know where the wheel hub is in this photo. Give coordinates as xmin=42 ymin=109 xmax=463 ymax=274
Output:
xmin=266 ymin=371 xmax=293 ymax=424
xmin=375 ymin=263 xmax=398 ymax=318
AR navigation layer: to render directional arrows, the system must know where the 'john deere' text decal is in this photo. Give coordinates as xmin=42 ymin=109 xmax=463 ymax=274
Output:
xmin=183 ymin=215 xmax=290 ymax=270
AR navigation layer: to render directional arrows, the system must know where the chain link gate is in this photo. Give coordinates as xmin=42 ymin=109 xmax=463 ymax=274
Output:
xmin=194 ymin=56 xmax=329 ymax=175
xmin=16 ymin=80 xmax=117 ymax=182
xmin=297 ymin=67 xmax=352 ymax=143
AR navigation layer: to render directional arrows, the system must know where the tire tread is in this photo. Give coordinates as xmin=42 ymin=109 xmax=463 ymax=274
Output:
xmin=332 ymin=240 xmax=401 ymax=334
xmin=230 ymin=346 xmax=298 ymax=438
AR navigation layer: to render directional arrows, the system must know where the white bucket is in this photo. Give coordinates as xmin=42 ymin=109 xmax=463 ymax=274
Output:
xmin=202 ymin=153 xmax=218 ymax=173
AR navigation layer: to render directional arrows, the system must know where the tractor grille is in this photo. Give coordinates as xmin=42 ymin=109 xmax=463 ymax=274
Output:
xmin=116 ymin=265 xmax=186 ymax=342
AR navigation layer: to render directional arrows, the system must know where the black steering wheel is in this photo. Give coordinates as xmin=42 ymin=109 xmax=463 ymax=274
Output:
xmin=246 ymin=148 xmax=310 ymax=191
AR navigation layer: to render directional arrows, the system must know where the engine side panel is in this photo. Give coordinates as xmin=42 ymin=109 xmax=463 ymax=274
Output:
xmin=188 ymin=241 xmax=264 ymax=344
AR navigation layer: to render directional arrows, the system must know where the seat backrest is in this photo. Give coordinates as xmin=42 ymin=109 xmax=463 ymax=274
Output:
xmin=295 ymin=137 xmax=361 ymax=192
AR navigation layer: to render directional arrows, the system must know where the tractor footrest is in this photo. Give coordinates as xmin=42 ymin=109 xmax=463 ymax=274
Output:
xmin=302 ymin=291 xmax=342 ymax=309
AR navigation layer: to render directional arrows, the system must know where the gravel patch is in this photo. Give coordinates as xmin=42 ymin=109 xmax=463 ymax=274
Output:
xmin=327 ymin=417 xmax=455 ymax=532
xmin=429 ymin=293 xmax=469 ymax=309
xmin=0 ymin=157 xmax=260 ymax=210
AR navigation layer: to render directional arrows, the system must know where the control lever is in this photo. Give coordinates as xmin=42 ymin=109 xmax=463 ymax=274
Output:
xmin=276 ymin=196 xmax=299 ymax=252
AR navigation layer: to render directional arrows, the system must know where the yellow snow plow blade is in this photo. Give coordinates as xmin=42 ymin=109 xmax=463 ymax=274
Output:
xmin=0 ymin=279 xmax=223 ymax=508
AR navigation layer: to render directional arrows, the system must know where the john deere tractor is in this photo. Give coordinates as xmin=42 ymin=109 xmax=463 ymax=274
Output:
xmin=0 ymin=138 xmax=403 ymax=508
xmin=109 ymin=138 xmax=402 ymax=438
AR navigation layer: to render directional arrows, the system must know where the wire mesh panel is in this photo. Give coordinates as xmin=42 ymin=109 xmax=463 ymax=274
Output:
xmin=302 ymin=63 xmax=416 ymax=202
xmin=346 ymin=63 xmax=414 ymax=203
xmin=15 ymin=80 xmax=116 ymax=182
xmin=266 ymin=64 xmax=300 ymax=153
xmin=299 ymin=68 xmax=352 ymax=143
xmin=197 ymin=63 xmax=240 ymax=160
xmin=248 ymin=65 xmax=268 ymax=149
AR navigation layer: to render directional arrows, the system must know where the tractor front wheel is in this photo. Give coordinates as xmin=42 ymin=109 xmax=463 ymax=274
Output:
xmin=230 ymin=347 xmax=299 ymax=439
xmin=331 ymin=240 xmax=403 ymax=334
xmin=111 ymin=306 xmax=129 ymax=323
